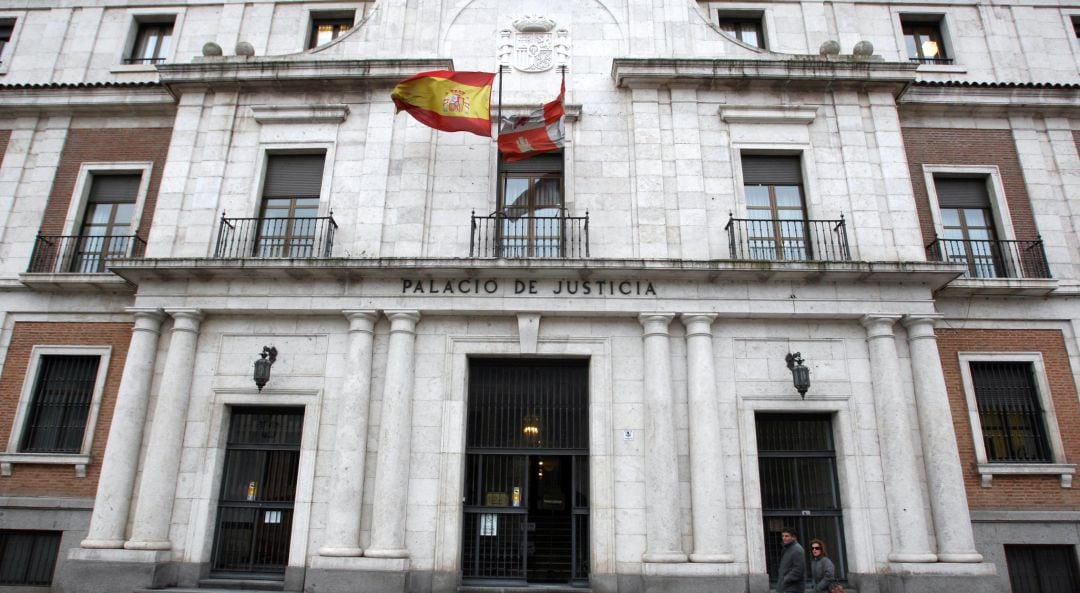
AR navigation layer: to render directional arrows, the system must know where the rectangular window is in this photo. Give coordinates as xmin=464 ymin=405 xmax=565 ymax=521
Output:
xmin=498 ymin=152 xmax=565 ymax=258
xmin=0 ymin=530 xmax=62 ymax=586
xmin=933 ymin=176 xmax=1002 ymax=278
xmin=1005 ymin=545 xmax=1080 ymax=593
xmin=308 ymin=14 xmax=354 ymax=49
xmin=1073 ymin=16 xmax=1080 ymax=40
xmin=740 ymin=154 xmax=808 ymax=260
xmin=71 ymin=174 xmax=140 ymax=273
xmin=717 ymin=12 xmax=765 ymax=49
xmin=902 ymin=17 xmax=951 ymax=64
xmin=258 ymin=154 xmax=326 ymax=257
xmin=0 ymin=19 xmax=13 ymax=64
xmin=19 ymin=355 xmax=100 ymax=453
xmin=970 ymin=361 xmax=1052 ymax=463
xmin=127 ymin=19 xmax=173 ymax=64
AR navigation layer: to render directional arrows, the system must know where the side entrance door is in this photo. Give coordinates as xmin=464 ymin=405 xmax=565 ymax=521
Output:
xmin=210 ymin=407 xmax=303 ymax=578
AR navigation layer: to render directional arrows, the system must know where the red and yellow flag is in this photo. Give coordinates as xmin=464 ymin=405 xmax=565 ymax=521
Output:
xmin=391 ymin=70 xmax=496 ymax=137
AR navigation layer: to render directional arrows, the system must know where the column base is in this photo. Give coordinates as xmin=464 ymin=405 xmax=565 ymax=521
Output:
xmin=319 ymin=545 xmax=364 ymax=557
xmin=79 ymin=538 xmax=126 ymax=549
xmin=938 ymin=552 xmax=985 ymax=563
xmin=364 ymin=548 xmax=410 ymax=559
xmin=689 ymin=552 xmax=734 ymax=563
xmin=642 ymin=551 xmax=689 ymax=563
xmin=888 ymin=552 xmax=938 ymax=563
xmin=124 ymin=540 xmax=172 ymax=551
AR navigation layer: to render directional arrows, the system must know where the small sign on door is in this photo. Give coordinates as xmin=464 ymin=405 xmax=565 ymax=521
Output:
xmin=623 ymin=430 xmax=635 ymax=441
xmin=480 ymin=514 xmax=497 ymax=536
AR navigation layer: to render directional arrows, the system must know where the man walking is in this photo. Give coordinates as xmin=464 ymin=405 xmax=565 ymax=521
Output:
xmin=777 ymin=527 xmax=806 ymax=593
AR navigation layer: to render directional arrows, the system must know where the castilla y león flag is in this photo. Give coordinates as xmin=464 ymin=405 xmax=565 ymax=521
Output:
xmin=391 ymin=70 xmax=496 ymax=137
xmin=498 ymin=80 xmax=566 ymax=162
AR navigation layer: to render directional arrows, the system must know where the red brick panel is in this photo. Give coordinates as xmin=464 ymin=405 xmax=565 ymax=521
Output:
xmin=39 ymin=127 xmax=173 ymax=239
xmin=937 ymin=328 xmax=1080 ymax=509
xmin=0 ymin=321 xmax=133 ymax=497
xmin=0 ymin=129 xmax=10 ymax=167
xmin=901 ymin=127 xmax=1038 ymax=247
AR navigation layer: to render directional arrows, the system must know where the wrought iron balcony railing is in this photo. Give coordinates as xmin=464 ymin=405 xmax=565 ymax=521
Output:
xmin=926 ymin=237 xmax=1050 ymax=279
xmin=214 ymin=214 xmax=337 ymax=258
xmin=725 ymin=215 xmax=851 ymax=261
xmin=28 ymin=234 xmax=146 ymax=273
xmin=470 ymin=210 xmax=589 ymax=258
xmin=909 ymin=57 xmax=955 ymax=65
xmin=123 ymin=57 xmax=166 ymax=65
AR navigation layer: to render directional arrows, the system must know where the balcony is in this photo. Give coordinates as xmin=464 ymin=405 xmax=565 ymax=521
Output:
xmin=470 ymin=210 xmax=589 ymax=259
xmin=28 ymin=234 xmax=146 ymax=274
xmin=214 ymin=214 xmax=337 ymax=258
xmin=725 ymin=215 xmax=851 ymax=261
xmin=926 ymin=237 xmax=1050 ymax=280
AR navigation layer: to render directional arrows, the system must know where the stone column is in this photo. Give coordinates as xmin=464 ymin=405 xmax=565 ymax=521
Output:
xmin=638 ymin=314 xmax=687 ymax=563
xmin=680 ymin=314 xmax=732 ymax=562
xmin=81 ymin=309 xmax=165 ymax=548
xmin=319 ymin=311 xmax=379 ymax=557
xmin=365 ymin=311 xmax=420 ymax=558
xmin=860 ymin=315 xmax=936 ymax=563
xmin=903 ymin=315 xmax=984 ymax=563
xmin=125 ymin=310 xmax=203 ymax=550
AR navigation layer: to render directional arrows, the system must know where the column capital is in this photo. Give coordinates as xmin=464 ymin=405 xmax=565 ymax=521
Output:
xmin=861 ymin=314 xmax=902 ymax=338
xmin=343 ymin=310 xmax=379 ymax=333
xmin=639 ymin=313 xmax=675 ymax=336
xmin=902 ymin=314 xmax=944 ymax=338
xmin=679 ymin=313 xmax=717 ymax=336
xmin=384 ymin=310 xmax=420 ymax=333
xmin=126 ymin=308 xmax=166 ymax=333
xmin=165 ymin=309 xmax=204 ymax=333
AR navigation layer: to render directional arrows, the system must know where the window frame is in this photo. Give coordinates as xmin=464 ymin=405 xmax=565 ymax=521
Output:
xmin=113 ymin=10 xmax=184 ymax=73
xmin=497 ymin=153 xmax=566 ymax=258
xmin=0 ymin=346 xmax=112 ymax=478
xmin=923 ymin=165 xmax=1016 ymax=244
xmin=0 ymin=13 xmax=24 ymax=75
xmin=127 ymin=20 xmax=174 ymax=65
xmin=711 ymin=7 xmax=770 ymax=50
xmin=0 ymin=529 xmax=62 ymax=586
xmin=957 ymin=352 xmax=1075 ymax=488
xmin=62 ymin=162 xmax=153 ymax=239
xmin=307 ymin=12 xmax=355 ymax=49
xmin=300 ymin=4 xmax=370 ymax=51
xmin=893 ymin=12 xmax=963 ymax=72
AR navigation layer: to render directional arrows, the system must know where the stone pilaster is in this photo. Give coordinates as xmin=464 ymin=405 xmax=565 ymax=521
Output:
xmin=319 ymin=311 xmax=379 ymax=557
xmin=81 ymin=308 xmax=165 ymax=549
xmin=124 ymin=309 xmax=203 ymax=551
xmin=680 ymin=314 xmax=732 ymax=563
xmin=860 ymin=314 xmax=936 ymax=563
xmin=903 ymin=315 xmax=983 ymax=563
xmin=365 ymin=310 xmax=420 ymax=558
xmin=639 ymin=314 xmax=687 ymax=563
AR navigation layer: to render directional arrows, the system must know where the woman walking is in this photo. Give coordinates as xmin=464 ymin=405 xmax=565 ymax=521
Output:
xmin=809 ymin=538 xmax=836 ymax=592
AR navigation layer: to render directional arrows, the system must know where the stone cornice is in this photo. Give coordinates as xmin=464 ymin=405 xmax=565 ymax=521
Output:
xmin=0 ymin=83 xmax=175 ymax=114
xmin=610 ymin=57 xmax=917 ymax=94
xmin=157 ymin=58 xmax=454 ymax=94
xmin=899 ymin=83 xmax=1080 ymax=111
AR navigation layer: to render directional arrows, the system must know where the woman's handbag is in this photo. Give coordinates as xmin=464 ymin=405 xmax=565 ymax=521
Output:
xmin=828 ymin=584 xmax=845 ymax=593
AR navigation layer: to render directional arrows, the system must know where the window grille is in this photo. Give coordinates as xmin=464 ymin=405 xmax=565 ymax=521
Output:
xmin=19 ymin=355 xmax=100 ymax=453
xmin=970 ymin=361 xmax=1052 ymax=462
xmin=0 ymin=530 xmax=62 ymax=585
xmin=1005 ymin=545 xmax=1080 ymax=593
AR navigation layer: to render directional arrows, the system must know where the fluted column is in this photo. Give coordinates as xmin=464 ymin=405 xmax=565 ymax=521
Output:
xmin=365 ymin=311 xmax=420 ymax=558
xmin=861 ymin=315 xmax=936 ymax=563
xmin=638 ymin=314 xmax=687 ymax=563
xmin=903 ymin=315 xmax=983 ymax=563
xmin=319 ymin=311 xmax=379 ymax=557
xmin=125 ymin=309 xmax=203 ymax=550
xmin=81 ymin=309 xmax=165 ymax=548
xmin=680 ymin=314 xmax=732 ymax=562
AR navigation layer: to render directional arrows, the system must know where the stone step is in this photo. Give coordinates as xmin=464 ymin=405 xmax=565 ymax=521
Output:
xmin=134 ymin=578 xmax=286 ymax=593
xmin=458 ymin=587 xmax=590 ymax=593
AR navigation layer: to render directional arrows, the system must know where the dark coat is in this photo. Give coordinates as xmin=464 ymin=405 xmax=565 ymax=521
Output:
xmin=811 ymin=556 xmax=836 ymax=592
xmin=778 ymin=540 xmax=806 ymax=593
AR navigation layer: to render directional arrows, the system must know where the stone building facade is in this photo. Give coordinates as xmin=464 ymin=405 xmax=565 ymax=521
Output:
xmin=0 ymin=2 xmax=1078 ymax=593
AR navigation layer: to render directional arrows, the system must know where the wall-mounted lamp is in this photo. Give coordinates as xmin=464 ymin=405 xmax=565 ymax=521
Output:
xmin=254 ymin=346 xmax=277 ymax=392
xmin=785 ymin=352 xmax=811 ymax=399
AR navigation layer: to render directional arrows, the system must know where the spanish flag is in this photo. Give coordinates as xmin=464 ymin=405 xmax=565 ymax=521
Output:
xmin=391 ymin=70 xmax=496 ymax=137
xmin=497 ymin=79 xmax=565 ymax=162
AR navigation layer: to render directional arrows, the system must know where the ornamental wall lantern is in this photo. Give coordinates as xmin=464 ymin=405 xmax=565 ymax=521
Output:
xmin=254 ymin=346 xmax=277 ymax=392
xmin=785 ymin=352 xmax=811 ymax=399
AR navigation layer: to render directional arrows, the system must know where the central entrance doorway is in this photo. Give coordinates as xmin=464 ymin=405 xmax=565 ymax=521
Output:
xmin=462 ymin=359 xmax=589 ymax=586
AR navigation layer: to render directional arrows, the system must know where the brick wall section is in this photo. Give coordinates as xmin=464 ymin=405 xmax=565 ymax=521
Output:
xmin=937 ymin=328 xmax=1080 ymax=509
xmin=0 ymin=322 xmax=132 ymax=497
xmin=0 ymin=129 xmax=10 ymax=167
xmin=901 ymin=128 xmax=1039 ymax=247
xmin=39 ymin=127 xmax=173 ymax=239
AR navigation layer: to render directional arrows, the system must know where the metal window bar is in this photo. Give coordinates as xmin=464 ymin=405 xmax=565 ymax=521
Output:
xmin=0 ymin=530 xmax=62 ymax=585
xmin=28 ymin=234 xmax=146 ymax=273
xmin=214 ymin=214 xmax=337 ymax=258
xmin=725 ymin=215 xmax=850 ymax=261
xmin=122 ymin=57 xmax=166 ymax=64
xmin=926 ymin=237 xmax=1050 ymax=279
xmin=470 ymin=210 xmax=589 ymax=259
xmin=970 ymin=362 xmax=1052 ymax=463
xmin=909 ymin=57 xmax=955 ymax=65
xmin=19 ymin=356 xmax=99 ymax=453
xmin=1005 ymin=545 xmax=1080 ymax=593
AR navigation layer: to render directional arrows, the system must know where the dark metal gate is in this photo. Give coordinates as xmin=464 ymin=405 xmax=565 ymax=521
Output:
xmin=211 ymin=407 xmax=303 ymax=577
xmin=757 ymin=413 xmax=847 ymax=586
xmin=463 ymin=359 xmax=589 ymax=586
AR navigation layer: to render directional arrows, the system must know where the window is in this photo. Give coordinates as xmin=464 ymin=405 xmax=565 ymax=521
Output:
xmin=498 ymin=152 xmax=564 ymax=257
xmin=0 ymin=19 xmax=13 ymax=65
xmin=1073 ymin=16 xmax=1080 ymax=39
xmin=902 ymin=16 xmax=951 ymax=64
xmin=0 ymin=530 xmax=61 ymax=586
xmin=740 ymin=154 xmax=807 ymax=260
xmin=71 ymin=174 xmax=140 ymax=273
xmin=308 ymin=14 xmax=354 ymax=48
xmin=1005 ymin=545 xmax=1080 ymax=593
xmin=717 ymin=12 xmax=765 ymax=49
xmin=933 ymin=176 xmax=1000 ymax=278
xmin=19 ymin=355 xmax=101 ymax=453
xmin=127 ymin=19 xmax=173 ymax=64
xmin=258 ymin=154 xmax=326 ymax=257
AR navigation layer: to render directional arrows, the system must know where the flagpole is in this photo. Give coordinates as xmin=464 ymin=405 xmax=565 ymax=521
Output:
xmin=497 ymin=64 xmax=506 ymax=139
